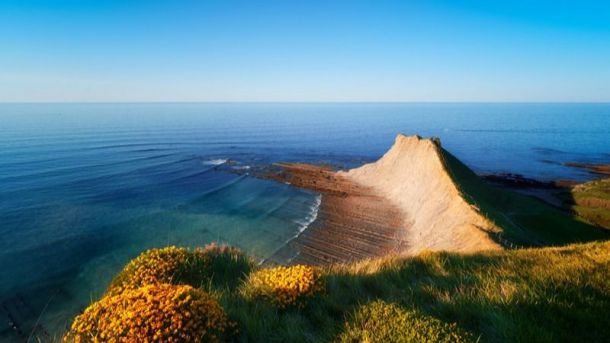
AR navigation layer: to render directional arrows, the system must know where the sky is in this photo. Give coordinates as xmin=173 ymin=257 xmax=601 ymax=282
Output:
xmin=1 ymin=0 xmax=609 ymax=102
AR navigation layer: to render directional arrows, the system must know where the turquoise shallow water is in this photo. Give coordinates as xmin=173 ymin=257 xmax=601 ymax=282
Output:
xmin=1 ymin=103 xmax=609 ymax=340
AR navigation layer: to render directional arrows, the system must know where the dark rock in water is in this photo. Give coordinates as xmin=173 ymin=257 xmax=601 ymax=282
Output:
xmin=564 ymin=162 xmax=610 ymax=176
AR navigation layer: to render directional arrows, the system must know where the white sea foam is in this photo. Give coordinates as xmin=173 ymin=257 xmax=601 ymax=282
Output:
xmin=291 ymin=194 xmax=322 ymax=239
xmin=202 ymin=158 xmax=228 ymax=166
xmin=258 ymin=194 xmax=322 ymax=266
xmin=232 ymin=165 xmax=251 ymax=170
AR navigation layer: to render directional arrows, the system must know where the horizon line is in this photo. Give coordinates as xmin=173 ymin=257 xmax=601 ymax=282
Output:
xmin=2 ymin=100 xmax=610 ymax=105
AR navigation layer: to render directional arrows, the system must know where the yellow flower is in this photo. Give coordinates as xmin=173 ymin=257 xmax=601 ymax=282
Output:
xmin=245 ymin=265 xmax=324 ymax=308
xmin=64 ymin=283 xmax=231 ymax=343
xmin=107 ymin=244 xmax=252 ymax=294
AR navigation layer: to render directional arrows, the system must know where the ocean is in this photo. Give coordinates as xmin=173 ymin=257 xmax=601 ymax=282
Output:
xmin=1 ymin=102 xmax=609 ymax=340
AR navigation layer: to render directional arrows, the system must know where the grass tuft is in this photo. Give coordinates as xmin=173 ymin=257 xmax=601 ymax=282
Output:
xmin=338 ymin=300 xmax=475 ymax=342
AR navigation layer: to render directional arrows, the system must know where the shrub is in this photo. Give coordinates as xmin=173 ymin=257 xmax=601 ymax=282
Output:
xmin=195 ymin=243 xmax=254 ymax=289
xmin=108 ymin=244 xmax=253 ymax=294
xmin=338 ymin=300 xmax=475 ymax=343
xmin=64 ymin=283 xmax=232 ymax=343
xmin=244 ymin=265 xmax=324 ymax=308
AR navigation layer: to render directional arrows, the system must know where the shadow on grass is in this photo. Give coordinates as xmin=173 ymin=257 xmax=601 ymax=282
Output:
xmin=559 ymin=178 xmax=610 ymax=230
xmin=441 ymin=149 xmax=610 ymax=248
xmin=225 ymin=243 xmax=610 ymax=343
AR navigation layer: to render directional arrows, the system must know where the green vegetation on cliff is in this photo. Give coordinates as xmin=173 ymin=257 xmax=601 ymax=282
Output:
xmin=565 ymin=178 xmax=610 ymax=230
xmin=66 ymin=241 xmax=610 ymax=342
xmin=440 ymin=148 xmax=608 ymax=246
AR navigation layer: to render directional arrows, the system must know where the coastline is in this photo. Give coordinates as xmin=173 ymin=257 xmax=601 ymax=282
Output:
xmin=263 ymin=163 xmax=407 ymax=265
xmin=260 ymin=135 xmax=505 ymax=266
xmin=234 ymin=137 xmax=610 ymax=267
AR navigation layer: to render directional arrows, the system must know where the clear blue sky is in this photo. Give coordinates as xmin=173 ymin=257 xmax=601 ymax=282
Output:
xmin=1 ymin=0 xmax=609 ymax=102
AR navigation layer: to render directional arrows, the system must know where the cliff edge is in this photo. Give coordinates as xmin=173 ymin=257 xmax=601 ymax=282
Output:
xmin=341 ymin=134 xmax=502 ymax=254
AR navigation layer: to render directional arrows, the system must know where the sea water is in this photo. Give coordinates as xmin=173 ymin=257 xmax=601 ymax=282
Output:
xmin=1 ymin=103 xmax=609 ymax=340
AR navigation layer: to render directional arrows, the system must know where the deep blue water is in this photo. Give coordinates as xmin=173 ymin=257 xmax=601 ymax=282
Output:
xmin=1 ymin=103 xmax=609 ymax=340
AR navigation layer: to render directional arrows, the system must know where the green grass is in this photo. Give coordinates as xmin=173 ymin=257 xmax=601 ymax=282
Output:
xmin=440 ymin=148 xmax=608 ymax=246
xmin=571 ymin=206 xmax=610 ymax=229
xmin=337 ymin=300 xmax=474 ymax=342
xmin=568 ymin=178 xmax=610 ymax=229
xmin=206 ymin=241 xmax=610 ymax=342
xmin=68 ymin=242 xmax=610 ymax=342
xmin=573 ymin=179 xmax=610 ymax=201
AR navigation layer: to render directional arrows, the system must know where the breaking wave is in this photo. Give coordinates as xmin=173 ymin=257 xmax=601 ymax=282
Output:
xmin=202 ymin=158 xmax=228 ymax=166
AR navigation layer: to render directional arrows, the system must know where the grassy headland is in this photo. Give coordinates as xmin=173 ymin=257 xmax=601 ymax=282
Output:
xmin=65 ymin=241 xmax=610 ymax=342
xmin=63 ymin=136 xmax=610 ymax=342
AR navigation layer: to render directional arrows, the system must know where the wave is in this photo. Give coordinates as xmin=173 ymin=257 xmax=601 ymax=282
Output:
xmin=183 ymin=174 xmax=248 ymax=205
xmin=202 ymin=159 xmax=227 ymax=166
xmin=170 ymin=166 xmax=220 ymax=183
xmin=258 ymin=194 xmax=322 ymax=266
xmin=291 ymin=195 xmax=322 ymax=240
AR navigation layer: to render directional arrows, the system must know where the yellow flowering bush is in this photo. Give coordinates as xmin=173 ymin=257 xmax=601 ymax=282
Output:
xmin=245 ymin=265 xmax=324 ymax=308
xmin=64 ymin=283 xmax=231 ymax=343
xmin=108 ymin=244 xmax=252 ymax=294
xmin=108 ymin=246 xmax=188 ymax=294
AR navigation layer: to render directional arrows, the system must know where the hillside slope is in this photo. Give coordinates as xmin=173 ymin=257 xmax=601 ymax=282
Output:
xmin=65 ymin=240 xmax=610 ymax=342
xmin=566 ymin=178 xmax=610 ymax=229
xmin=440 ymin=145 xmax=607 ymax=246
xmin=342 ymin=134 xmax=606 ymax=252
xmin=342 ymin=134 xmax=500 ymax=253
